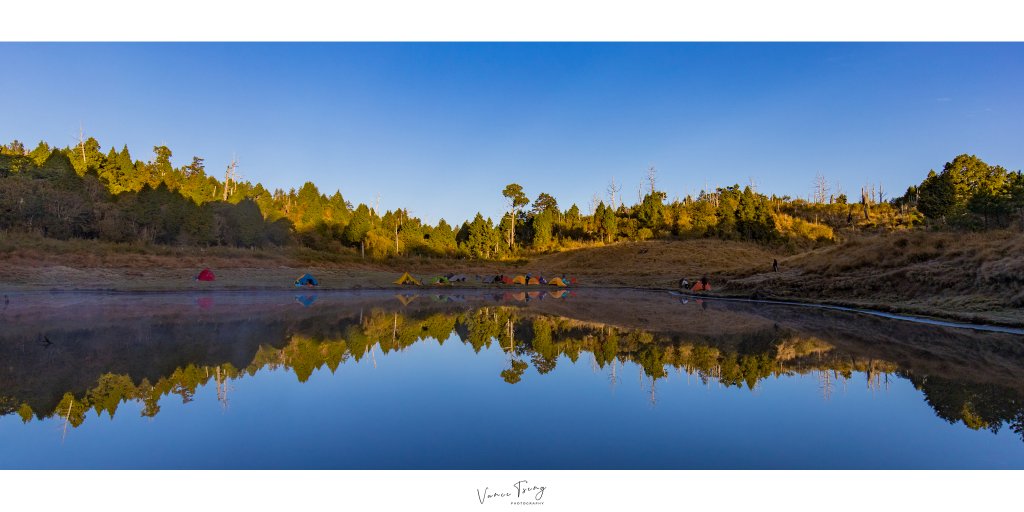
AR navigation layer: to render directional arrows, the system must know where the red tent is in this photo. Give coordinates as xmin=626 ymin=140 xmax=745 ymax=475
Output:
xmin=196 ymin=268 xmax=216 ymax=282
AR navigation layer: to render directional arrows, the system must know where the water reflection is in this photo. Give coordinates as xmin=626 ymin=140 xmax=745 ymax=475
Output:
xmin=1 ymin=290 xmax=1022 ymax=446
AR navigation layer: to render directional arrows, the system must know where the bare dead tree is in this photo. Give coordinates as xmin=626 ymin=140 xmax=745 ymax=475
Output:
xmin=861 ymin=185 xmax=871 ymax=220
xmin=607 ymin=177 xmax=621 ymax=210
xmin=77 ymin=123 xmax=86 ymax=168
xmin=647 ymin=165 xmax=657 ymax=195
xmin=813 ymin=172 xmax=830 ymax=204
xmin=223 ymin=158 xmax=239 ymax=201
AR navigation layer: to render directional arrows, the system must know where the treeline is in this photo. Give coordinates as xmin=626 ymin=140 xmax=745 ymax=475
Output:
xmin=1 ymin=137 xmax=1020 ymax=259
xmin=896 ymin=153 xmax=1024 ymax=229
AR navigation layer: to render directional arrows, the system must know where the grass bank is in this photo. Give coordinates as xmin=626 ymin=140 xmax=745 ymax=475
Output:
xmin=0 ymin=230 xmax=1020 ymax=326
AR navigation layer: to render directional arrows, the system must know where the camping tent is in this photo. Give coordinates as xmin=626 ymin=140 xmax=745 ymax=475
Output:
xmin=195 ymin=268 xmax=215 ymax=281
xmin=448 ymin=274 xmax=468 ymax=282
xmin=295 ymin=273 xmax=319 ymax=287
xmin=500 ymin=275 xmax=514 ymax=285
xmin=394 ymin=272 xmax=422 ymax=286
xmin=527 ymin=277 xmax=541 ymax=285
xmin=430 ymin=276 xmax=450 ymax=286
xmin=548 ymin=277 xmax=567 ymax=287
xmin=512 ymin=275 xmax=526 ymax=285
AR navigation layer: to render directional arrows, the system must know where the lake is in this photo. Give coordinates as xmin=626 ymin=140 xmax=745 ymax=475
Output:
xmin=1 ymin=289 xmax=1022 ymax=469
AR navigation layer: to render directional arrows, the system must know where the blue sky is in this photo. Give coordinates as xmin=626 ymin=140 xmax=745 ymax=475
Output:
xmin=1 ymin=43 xmax=1021 ymax=224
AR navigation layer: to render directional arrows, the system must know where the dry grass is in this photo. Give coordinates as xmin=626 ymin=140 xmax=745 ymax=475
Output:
xmin=725 ymin=229 xmax=1024 ymax=325
xmin=527 ymin=239 xmax=777 ymax=288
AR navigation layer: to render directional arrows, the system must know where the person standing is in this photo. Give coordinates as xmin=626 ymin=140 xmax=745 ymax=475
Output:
xmin=772 ymin=259 xmax=779 ymax=272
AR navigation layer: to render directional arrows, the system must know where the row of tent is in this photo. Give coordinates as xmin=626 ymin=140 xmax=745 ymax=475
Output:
xmin=194 ymin=268 xmax=320 ymax=287
xmin=394 ymin=272 xmax=573 ymax=287
xmin=196 ymin=268 xmax=583 ymax=290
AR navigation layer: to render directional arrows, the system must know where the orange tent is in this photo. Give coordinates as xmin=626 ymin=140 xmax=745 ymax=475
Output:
xmin=548 ymin=277 xmax=567 ymax=287
xmin=691 ymin=281 xmax=712 ymax=292
xmin=512 ymin=275 xmax=526 ymax=285
xmin=527 ymin=277 xmax=541 ymax=285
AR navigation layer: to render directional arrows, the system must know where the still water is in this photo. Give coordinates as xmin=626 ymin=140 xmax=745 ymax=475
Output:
xmin=1 ymin=289 xmax=1022 ymax=469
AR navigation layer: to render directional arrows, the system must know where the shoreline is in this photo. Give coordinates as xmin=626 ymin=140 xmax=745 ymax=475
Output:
xmin=4 ymin=283 xmax=1022 ymax=333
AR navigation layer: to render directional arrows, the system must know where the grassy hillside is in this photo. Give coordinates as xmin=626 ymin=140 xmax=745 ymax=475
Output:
xmin=724 ymin=230 xmax=1024 ymax=326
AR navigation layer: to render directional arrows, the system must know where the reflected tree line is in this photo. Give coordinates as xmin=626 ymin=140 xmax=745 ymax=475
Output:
xmin=1 ymin=306 xmax=1022 ymax=441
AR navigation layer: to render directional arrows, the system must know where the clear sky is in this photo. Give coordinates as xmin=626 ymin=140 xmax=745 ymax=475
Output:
xmin=1 ymin=43 xmax=1021 ymax=225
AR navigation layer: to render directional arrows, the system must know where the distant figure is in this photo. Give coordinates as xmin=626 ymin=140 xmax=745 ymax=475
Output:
xmin=701 ymin=275 xmax=710 ymax=290
xmin=772 ymin=259 xmax=779 ymax=272
xmin=679 ymin=278 xmax=690 ymax=289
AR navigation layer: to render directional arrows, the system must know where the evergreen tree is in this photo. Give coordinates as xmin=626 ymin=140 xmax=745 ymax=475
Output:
xmin=342 ymin=204 xmax=372 ymax=253
xmin=28 ymin=141 xmax=51 ymax=166
xmin=917 ymin=170 xmax=957 ymax=221
xmin=531 ymin=209 xmax=554 ymax=249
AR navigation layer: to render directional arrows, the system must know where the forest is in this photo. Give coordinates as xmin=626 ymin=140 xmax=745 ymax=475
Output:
xmin=1 ymin=137 xmax=1022 ymax=260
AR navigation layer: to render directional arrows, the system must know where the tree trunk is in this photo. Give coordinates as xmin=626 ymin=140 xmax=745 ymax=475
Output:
xmin=509 ymin=211 xmax=515 ymax=250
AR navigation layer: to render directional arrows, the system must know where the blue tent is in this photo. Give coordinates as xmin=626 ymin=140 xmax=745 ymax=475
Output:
xmin=295 ymin=273 xmax=319 ymax=287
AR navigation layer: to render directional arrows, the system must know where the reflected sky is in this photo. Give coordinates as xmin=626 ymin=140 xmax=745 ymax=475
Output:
xmin=1 ymin=290 xmax=1022 ymax=469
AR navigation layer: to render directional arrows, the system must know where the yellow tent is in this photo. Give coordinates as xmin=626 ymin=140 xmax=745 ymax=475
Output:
xmin=548 ymin=277 xmax=567 ymax=287
xmin=527 ymin=277 xmax=541 ymax=285
xmin=512 ymin=275 xmax=526 ymax=285
xmin=394 ymin=272 xmax=422 ymax=286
